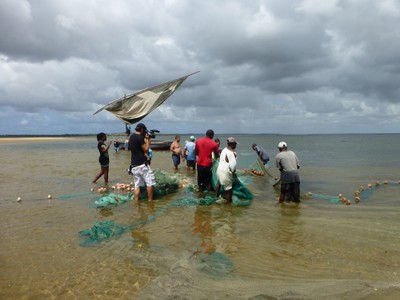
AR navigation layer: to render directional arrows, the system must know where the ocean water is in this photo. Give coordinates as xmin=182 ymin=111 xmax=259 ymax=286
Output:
xmin=0 ymin=134 xmax=399 ymax=299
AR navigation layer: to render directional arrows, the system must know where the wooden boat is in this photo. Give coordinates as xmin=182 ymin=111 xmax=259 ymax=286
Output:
xmin=115 ymin=139 xmax=172 ymax=151
xmin=149 ymin=139 xmax=172 ymax=151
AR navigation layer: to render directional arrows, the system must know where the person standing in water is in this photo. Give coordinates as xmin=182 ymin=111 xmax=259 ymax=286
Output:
xmin=215 ymin=137 xmax=239 ymax=204
xmin=275 ymin=141 xmax=301 ymax=203
xmin=129 ymin=123 xmax=156 ymax=202
xmin=170 ymin=135 xmax=182 ymax=170
xmin=93 ymin=132 xmax=112 ymax=185
xmin=195 ymin=129 xmax=220 ymax=191
xmin=184 ymin=136 xmax=196 ymax=171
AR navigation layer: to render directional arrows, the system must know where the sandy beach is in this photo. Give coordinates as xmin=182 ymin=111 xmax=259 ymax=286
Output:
xmin=0 ymin=137 xmax=79 ymax=144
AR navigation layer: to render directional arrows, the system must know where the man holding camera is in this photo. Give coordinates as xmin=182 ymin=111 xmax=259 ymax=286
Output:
xmin=128 ymin=123 xmax=156 ymax=202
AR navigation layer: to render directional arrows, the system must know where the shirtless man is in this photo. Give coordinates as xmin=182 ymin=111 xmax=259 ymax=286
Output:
xmin=170 ymin=135 xmax=182 ymax=170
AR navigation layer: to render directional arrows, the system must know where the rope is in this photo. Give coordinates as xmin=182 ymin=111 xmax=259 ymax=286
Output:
xmin=307 ymin=180 xmax=400 ymax=205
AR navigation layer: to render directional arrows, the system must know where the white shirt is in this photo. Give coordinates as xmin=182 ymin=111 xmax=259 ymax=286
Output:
xmin=217 ymin=147 xmax=237 ymax=174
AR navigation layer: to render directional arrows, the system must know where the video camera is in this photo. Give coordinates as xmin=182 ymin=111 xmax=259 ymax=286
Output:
xmin=146 ymin=129 xmax=159 ymax=139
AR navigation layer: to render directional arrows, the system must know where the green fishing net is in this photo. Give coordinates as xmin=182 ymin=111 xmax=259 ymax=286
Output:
xmin=78 ymin=220 xmax=127 ymax=247
xmin=92 ymin=169 xmax=181 ymax=207
xmin=191 ymin=251 xmax=235 ymax=277
xmin=309 ymin=181 xmax=400 ymax=205
xmin=80 ymin=160 xmax=255 ymax=246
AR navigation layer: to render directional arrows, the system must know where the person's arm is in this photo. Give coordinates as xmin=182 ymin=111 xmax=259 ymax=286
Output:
xmin=228 ymin=151 xmax=237 ymax=173
xmin=141 ymin=135 xmax=150 ymax=153
xmin=295 ymin=154 xmax=300 ymax=169
xmin=101 ymin=141 xmax=112 ymax=153
xmin=213 ymin=145 xmax=220 ymax=159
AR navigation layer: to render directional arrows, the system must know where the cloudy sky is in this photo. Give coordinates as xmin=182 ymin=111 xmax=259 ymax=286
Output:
xmin=1 ymin=0 xmax=400 ymax=135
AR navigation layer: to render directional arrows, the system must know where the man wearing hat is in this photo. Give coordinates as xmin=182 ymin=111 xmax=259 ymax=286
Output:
xmin=215 ymin=137 xmax=239 ymax=204
xmin=184 ymin=135 xmax=196 ymax=171
xmin=275 ymin=141 xmax=301 ymax=203
xmin=128 ymin=123 xmax=156 ymax=202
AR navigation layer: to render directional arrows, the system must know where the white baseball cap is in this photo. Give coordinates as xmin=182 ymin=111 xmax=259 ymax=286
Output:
xmin=278 ymin=141 xmax=287 ymax=148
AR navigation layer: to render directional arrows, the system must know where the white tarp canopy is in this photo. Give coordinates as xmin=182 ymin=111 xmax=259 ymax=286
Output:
xmin=94 ymin=71 xmax=199 ymax=124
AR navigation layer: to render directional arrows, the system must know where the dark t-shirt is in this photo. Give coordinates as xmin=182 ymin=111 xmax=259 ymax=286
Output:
xmin=129 ymin=133 xmax=146 ymax=166
xmin=98 ymin=141 xmax=109 ymax=165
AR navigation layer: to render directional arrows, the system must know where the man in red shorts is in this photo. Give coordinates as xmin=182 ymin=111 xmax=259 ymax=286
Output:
xmin=195 ymin=129 xmax=220 ymax=191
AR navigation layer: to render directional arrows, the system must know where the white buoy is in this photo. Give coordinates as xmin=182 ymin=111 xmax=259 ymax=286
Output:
xmin=16 ymin=197 xmax=22 ymax=202
xmin=48 ymin=195 xmax=52 ymax=199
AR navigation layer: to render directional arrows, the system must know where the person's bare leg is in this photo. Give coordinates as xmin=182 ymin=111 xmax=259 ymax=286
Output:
xmin=225 ymin=189 xmax=233 ymax=203
xmin=103 ymin=167 xmax=109 ymax=184
xmin=279 ymin=192 xmax=285 ymax=203
xmin=134 ymin=187 xmax=141 ymax=202
xmin=147 ymin=186 xmax=154 ymax=202
xmin=215 ymin=181 xmax=221 ymax=197
xmin=93 ymin=169 xmax=104 ymax=183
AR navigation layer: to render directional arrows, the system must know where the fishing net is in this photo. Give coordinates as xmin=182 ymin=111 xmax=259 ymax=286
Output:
xmin=211 ymin=160 xmax=254 ymax=204
xmin=92 ymin=169 xmax=181 ymax=207
xmin=308 ymin=180 xmax=400 ymax=205
xmin=190 ymin=251 xmax=235 ymax=277
xmin=249 ymin=157 xmax=268 ymax=176
xmin=79 ymin=160 xmax=255 ymax=246
xmin=78 ymin=220 xmax=127 ymax=247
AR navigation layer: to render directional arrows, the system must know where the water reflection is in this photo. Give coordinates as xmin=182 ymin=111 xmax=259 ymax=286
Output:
xmin=130 ymin=202 xmax=155 ymax=247
xmin=191 ymin=206 xmax=244 ymax=255
xmin=274 ymin=205 xmax=304 ymax=253
xmin=192 ymin=206 xmax=215 ymax=253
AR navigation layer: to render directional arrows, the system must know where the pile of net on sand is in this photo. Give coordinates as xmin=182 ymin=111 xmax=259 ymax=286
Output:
xmin=94 ymin=168 xmax=181 ymax=207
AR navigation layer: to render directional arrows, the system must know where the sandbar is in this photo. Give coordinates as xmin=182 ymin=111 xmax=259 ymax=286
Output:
xmin=0 ymin=137 xmax=76 ymax=144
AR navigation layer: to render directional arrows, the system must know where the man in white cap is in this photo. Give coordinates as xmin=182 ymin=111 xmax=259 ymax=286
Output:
xmin=275 ymin=141 xmax=300 ymax=203
xmin=215 ymin=137 xmax=239 ymax=204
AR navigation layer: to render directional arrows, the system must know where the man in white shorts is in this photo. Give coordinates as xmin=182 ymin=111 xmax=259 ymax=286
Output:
xmin=128 ymin=123 xmax=156 ymax=202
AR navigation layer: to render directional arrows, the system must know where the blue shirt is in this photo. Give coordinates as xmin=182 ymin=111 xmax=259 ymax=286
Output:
xmin=185 ymin=141 xmax=196 ymax=161
xmin=254 ymin=145 xmax=269 ymax=164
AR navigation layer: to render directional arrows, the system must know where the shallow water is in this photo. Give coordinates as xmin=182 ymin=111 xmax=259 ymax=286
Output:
xmin=0 ymin=134 xmax=399 ymax=299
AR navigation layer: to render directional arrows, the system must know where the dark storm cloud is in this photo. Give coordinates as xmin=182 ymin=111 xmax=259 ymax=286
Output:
xmin=1 ymin=0 xmax=400 ymax=135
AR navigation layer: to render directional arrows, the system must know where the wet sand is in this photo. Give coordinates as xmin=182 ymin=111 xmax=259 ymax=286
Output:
xmin=0 ymin=137 xmax=79 ymax=144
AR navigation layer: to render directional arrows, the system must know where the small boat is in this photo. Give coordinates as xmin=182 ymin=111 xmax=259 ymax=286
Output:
xmin=149 ymin=140 xmax=172 ymax=151
xmin=114 ymin=139 xmax=172 ymax=151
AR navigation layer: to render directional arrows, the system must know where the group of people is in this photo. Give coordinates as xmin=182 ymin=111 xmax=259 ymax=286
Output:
xmin=93 ymin=123 xmax=156 ymax=201
xmin=93 ymin=124 xmax=301 ymax=204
